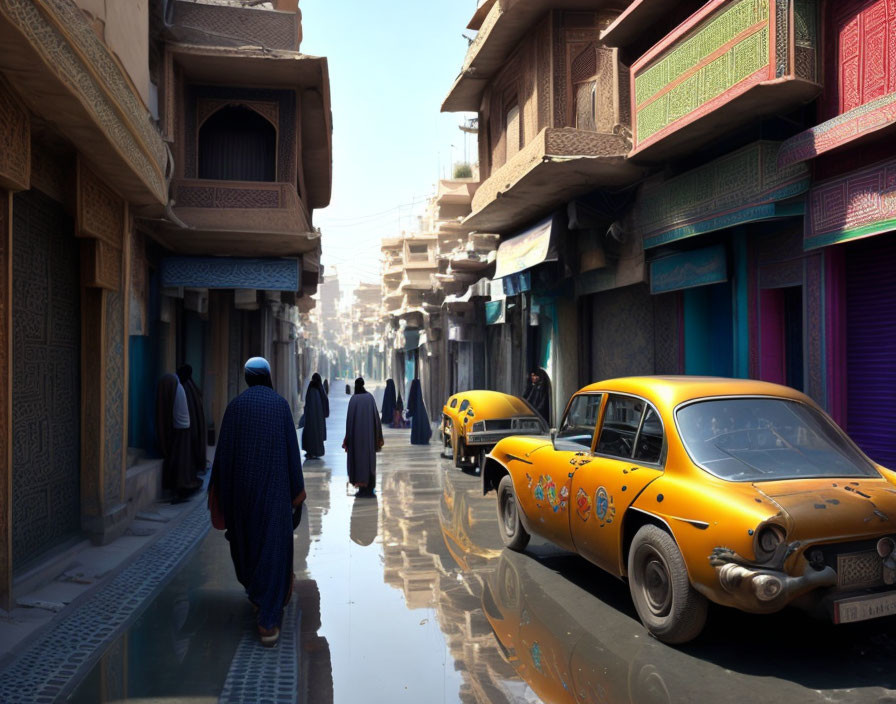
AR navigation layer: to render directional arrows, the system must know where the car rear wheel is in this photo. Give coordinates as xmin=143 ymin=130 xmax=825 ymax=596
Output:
xmin=628 ymin=525 xmax=707 ymax=644
xmin=497 ymin=475 xmax=529 ymax=551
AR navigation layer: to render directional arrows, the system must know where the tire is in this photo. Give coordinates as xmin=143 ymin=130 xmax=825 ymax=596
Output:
xmin=627 ymin=524 xmax=708 ymax=644
xmin=497 ymin=475 xmax=529 ymax=551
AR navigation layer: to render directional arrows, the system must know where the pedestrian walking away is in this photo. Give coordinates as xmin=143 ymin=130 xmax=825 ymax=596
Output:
xmin=381 ymin=378 xmax=397 ymax=425
xmin=407 ymin=378 xmax=432 ymax=445
xmin=302 ymin=372 xmax=328 ymax=460
xmin=208 ymin=356 xmax=306 ymax=647
xmin=155 ymin=373 xmax=201 ymax=501
xmin=343 ymin=377 xmax=383 ymax=497
xmin=323 ymin=378 xmax=330 ymax=396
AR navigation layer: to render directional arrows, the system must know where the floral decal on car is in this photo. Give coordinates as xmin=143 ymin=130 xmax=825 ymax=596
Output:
xmin=576 ymin=487 xmax=592 ymax=521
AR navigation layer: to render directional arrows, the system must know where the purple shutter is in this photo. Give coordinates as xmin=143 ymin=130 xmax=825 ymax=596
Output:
xmin=846 ymin=234 xmax=896 ymax=468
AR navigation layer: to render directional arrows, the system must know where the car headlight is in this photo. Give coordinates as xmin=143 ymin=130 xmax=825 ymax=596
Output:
xmin=471 ymin=421 xmax=485 ymax=433
xmin=754 ymin=524 xmax=786 ymax=563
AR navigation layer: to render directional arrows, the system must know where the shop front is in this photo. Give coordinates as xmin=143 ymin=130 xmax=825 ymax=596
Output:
xmin=806 ymin=156 xmax=896 ymax=467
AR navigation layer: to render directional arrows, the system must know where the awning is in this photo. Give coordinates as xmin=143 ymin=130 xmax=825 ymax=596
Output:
xmin=161 ymin=256 xmax=301 ymax=291
xmin=650 ymin=245 xmax=728 ymax=294
xmin=493 ymin=215 xmax=558 ymax=279
xmin=633 ymin=141 xmax=810 ymax=249
xmin=485 ymin=300 xmax=505 ymax=325
xmin=778 ymin=90 xmax=896 ymax=169
xmin=805 ymin=156 xmax=896 ymax=250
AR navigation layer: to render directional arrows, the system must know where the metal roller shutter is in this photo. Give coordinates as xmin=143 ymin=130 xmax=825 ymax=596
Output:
xmin=846 ymin=233 xmax=896 ymax=468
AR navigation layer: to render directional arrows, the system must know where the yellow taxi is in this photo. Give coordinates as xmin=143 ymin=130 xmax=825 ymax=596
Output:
xmin=482 ymin=377 xmax=896 ymax=643
xmin=442 ymin=390 xmax=547 ymax=470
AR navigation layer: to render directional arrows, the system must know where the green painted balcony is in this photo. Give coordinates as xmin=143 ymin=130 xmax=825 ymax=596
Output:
xmin=630 ymin=0 xmax=821 ymax=162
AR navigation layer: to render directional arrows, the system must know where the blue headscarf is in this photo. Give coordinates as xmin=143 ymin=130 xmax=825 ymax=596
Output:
xmin=244 ymin=357 xmax=273 ymax=388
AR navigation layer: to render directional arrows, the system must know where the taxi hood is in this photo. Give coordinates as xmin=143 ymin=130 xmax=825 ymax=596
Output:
xmin=755 ymin=477 xmax=896 ymax=541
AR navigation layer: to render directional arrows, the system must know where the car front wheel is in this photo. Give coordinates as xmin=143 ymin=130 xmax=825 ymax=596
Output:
xmin=497 ymin=475 xmax=529 ymax=551
xmin=627 ymin=525 xmax=707 ymax=644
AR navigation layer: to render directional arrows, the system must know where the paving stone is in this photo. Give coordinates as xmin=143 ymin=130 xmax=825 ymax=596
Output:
xmin=0 ymin=498 xmax=210 ymax=703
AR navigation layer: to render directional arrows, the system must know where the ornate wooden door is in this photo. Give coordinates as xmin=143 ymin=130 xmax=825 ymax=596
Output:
xmin=12 ymin=189 xmax=81 ymax=566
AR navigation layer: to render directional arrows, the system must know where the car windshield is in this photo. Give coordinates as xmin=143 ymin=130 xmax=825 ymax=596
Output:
xmin=676 ymin=398 xmax=879 ymax=481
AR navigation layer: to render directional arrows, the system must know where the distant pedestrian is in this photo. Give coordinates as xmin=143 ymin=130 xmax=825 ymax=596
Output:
xmin=155 ymin=373 xmax=200 ymax=501
xmin=392 ymin=391 xmax=406 ymax=428
xmin=209 ymin=357 xmax=305 ymax=647
xmin=177 ymin=364 xmax=207 ymax=477
xmin=343 ymin=377 xmax=383 ymax=498
xmin=381 ymin=378 xmax=397 ymax=425
xmin=302 ymin=373 xmax=327 ymax=460
xmin=523 ymin=368 xmax=551 ymax=425
xmin=323 ymin=378 xmax=330 ymax=396
xmin=407 ymin=378 xmax=432 ymax=445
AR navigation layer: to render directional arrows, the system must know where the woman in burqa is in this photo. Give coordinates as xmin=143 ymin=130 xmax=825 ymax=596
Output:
xmin=343 ymin=377 xmax=383 ymax=498
xmin=381 ymin=378 xmax=397 ymax=425
xmin=407 ymin=378 xmax=432 ymax=445
xmin=523 ymin=368 xmax=551 ymax=425
xmin=155 ymin=373 xmax=199 ymax=500
xmin=323 ymin=378 xmax=330 ymax=396
xmin=302 ymin=374 xmax=327 ymax=460
xmin=392 ymin=392 xmax=405 ymax=428
xmin=177 ymin=364 xmax=207 ymax=477
xmin=210 ymin=357 xmax=305 ymax=646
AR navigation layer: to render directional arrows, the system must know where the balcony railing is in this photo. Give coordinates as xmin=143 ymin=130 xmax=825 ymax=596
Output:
xmin=630 ymin=0 xmax=821 ymax=161
xmin=167 ymin=178 xmax=314 ymax=256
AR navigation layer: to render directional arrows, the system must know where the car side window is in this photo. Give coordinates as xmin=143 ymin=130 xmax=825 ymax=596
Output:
xmin=634 ymin=405 xmax=664 ymax=464
xmin=555 ymin=394 xmax=602 ymax=450
xmin=597 ymin=395 xmax=644 ymax=459
xmin=459 ymin=399 xmax=470 ymax=412
xmin=450 ymin=398 xmax=458 ymax=409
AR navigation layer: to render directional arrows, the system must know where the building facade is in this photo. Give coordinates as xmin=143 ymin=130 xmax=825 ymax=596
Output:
xmin=0 ymin=0 xmax=331 ymax=610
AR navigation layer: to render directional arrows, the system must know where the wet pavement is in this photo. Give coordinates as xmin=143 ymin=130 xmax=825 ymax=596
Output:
xmin=43 ymin=386 xmax=896 ymax=702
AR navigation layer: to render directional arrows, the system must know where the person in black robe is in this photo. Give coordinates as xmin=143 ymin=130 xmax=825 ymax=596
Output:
xmin=381 ymin=378 xmax=397 ymax=425
xmin=302 ymin=374 xmax=327 ymax=460
xmin=343 ymin=377 xmax=383 ymax=498
xmin=209 ymin=357 xmax=305 ymax=646
xmin=392 ymin=392 xmax=405 ymax=428
xmin=323 ymin=378 xmax=329 ymax=396
xmin=177 ymin=364 xmax=207 ymax=478
xmin=523 ymin=368 xmax=551 ymax=425
xmin=313 ymin=373 xmax=330 ymax=426
xmin=156 ymin=373 xmax=199 ymax=499
xmin=407 ymin=378 xmax=432 ymax=445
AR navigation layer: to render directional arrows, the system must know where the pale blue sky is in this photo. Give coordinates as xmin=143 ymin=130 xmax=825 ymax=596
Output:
xmin=300 ymin=0 xmax=478 ymax=289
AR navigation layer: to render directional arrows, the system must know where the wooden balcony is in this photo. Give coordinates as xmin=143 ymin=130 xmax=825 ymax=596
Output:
xmin=159 ymin=178 xmax=317 ymax=257
xmin=465 ymin=128 xmax=642 ymax=233
xmin=630 ymin=0 xmax=822 ymax=162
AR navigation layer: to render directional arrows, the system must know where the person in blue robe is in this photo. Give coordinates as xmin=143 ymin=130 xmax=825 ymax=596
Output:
xmin=209 ymin=357 xmax=305 ymax=646
xmin=343 ymin=377 xmax=383 ymax=497
xmin=302 ymin=374 xmax=327 ymax=460
xmin=381 ymin=378 xmax=397 ymax=425
xmin=407 ymin=378 xmax=432 ymax=445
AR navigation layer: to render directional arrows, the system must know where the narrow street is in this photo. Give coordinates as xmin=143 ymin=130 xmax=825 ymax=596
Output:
xmin=40 ymin=387 xmax=896 ymax=703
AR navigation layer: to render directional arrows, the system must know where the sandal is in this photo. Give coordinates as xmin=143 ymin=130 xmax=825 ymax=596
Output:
xmin=258 ymin=625 xmax=280 ymax=647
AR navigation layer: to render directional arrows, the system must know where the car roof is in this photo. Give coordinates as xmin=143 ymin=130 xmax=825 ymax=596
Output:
xmin=577 ymin=376 xmax=813 ymax=411
xmin=457 ymin=390 xmax=534 ymax=417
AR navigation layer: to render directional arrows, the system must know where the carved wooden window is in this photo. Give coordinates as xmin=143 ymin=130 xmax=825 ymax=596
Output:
xmin=505 ymin=102 xmax=521 ymax=160
xmin=198 ymin=105 xmax=277 ymax=182
xmin=572 ymin=44 xmax=599 ymax=131
xmin=825 ymin=0 xmax=896 ymax=118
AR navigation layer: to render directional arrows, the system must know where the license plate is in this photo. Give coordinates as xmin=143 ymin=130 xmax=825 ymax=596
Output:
xmin=834 ymin=591 xmax=896 ymax=624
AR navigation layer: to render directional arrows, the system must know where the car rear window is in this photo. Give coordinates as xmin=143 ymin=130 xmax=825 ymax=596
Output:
xmin=676 ymin=398 xmax=879 ymax=481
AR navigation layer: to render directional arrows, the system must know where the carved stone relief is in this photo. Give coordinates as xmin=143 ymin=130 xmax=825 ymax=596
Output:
xmin=77 ymin=159 xmax=125 ymax=249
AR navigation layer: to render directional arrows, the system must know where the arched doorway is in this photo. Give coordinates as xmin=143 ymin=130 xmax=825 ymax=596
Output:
xmin=198 ymin=105 xmax=276 ymax=182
